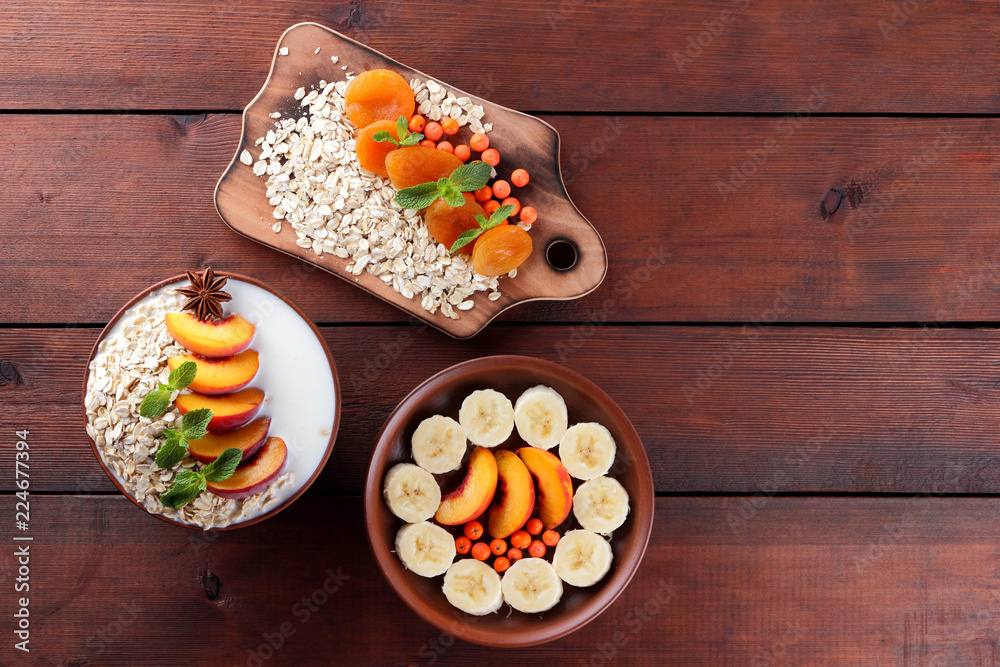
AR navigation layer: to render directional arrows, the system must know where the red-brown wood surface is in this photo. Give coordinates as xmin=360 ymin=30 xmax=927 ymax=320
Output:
xmin=4 ymin=0 xmax=1000 ymax=663
xmin=6 ymin=115 xmax=1000 ymax=324
xmin=3 ymin=1 xmax=1000 ymax=112
xmin=5 ymin=495 xmax=1000 ymax=665
xmin=8 ymin=326 xmax=1000 ymax=497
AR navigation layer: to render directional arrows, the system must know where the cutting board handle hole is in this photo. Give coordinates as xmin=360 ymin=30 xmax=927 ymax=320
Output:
xmin=545 ymin=239 xmax=578 ymax=272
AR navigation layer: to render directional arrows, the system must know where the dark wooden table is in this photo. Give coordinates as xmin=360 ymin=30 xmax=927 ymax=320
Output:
xmin=5 ymin=1 xmax=1000 ymax=664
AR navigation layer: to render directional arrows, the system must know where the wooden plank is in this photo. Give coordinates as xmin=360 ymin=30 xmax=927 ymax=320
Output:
xmin=8 ymin=325 xmax=1000 ymax=495
xmin=7 ymin=494 xmax=1000 ymax=664
xmin=6 ymin=115 xmax=1000 ymax=324
xmin=3 ymin=1 xmax=1000 ymax=112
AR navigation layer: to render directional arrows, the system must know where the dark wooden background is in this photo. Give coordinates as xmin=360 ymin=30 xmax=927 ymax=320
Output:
xmin=5 ymin=1 xmax=1000 ymax=664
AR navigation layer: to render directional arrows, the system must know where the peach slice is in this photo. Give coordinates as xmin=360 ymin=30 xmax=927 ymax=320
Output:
xmin=187 ymin=416 xmax=270 ymax=464
xmin=207 ymin=436 xmax=287 ymax=499
xmin=517 ymin=447 xmax=574 ymax=530
xmin=167 ymin=350 xmax=259 ymax=395
xmin=435 ymin=446 xmax=498 ymax=526
xmin=165 ymin=312 xmax=255 ymax=359
xmin=175 ymin=388 xmax=264 ymax=433
xmin=488 ymin=450 xmax=536 ymax=539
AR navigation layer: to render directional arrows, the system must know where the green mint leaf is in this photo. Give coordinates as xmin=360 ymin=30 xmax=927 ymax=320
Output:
xmin=181 ymin=408 xmax=213 ymax=440
xmin=486 ymin=205 xmax=515 ymax=229
xmin=474 ymin=214 xmax=488 ymax=228
xmin=443 ymin=189 xmax=466 ymax=208
xmin=203 ymin=448 xmax=243 ymax=482
xmin=154 ymin=430 xmax=188 ymax=469
xmin=160 ymin=469 xmax=206 ymax=509
xmin=395 ymin=116 xmax=410 ymax=141
xmin=447 ymin=161 xmax=492 ymax=192
xmin=167 ymin=361 xmax=198 ymax=391
xmin=139 ymin=387 xmax=171 ymax=419
xmin=450 ymin=228 xmax=485 ymax=254
xmin=399 ymin=133 xmax=423 ymax=147
xmin=372 ymin=130 xmax=399 ymax=147
xmin=437 ymin=179 xmax=462 ymax=207
xmin=394 ymin=181 xmax=443 ymax=210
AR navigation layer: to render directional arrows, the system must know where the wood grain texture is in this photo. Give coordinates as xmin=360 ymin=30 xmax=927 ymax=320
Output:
xmin=216 ymin=23 xmax=607 ymax=338
xmin=6 ymin=494 xmax=1000 ymax=665
xmin=9 ymin=325 xmax=1000 ymax=495
xmin=3 ymin=1 xmax=1000 ymax=112
xmin=7 ymin=115 xmax=1000 ymax=324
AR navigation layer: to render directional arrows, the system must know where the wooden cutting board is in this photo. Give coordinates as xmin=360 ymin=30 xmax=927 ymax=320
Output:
xmin=215 ymin=22 xmax=607 ymax=338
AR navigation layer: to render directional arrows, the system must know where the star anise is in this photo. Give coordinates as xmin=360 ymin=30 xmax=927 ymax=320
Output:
xmin=177 ymin=267 xmax=231 ymax=321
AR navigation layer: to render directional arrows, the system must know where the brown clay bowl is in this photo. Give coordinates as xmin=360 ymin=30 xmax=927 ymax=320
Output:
xmin=364 ymin=355 xmax=654 ymax=647
xmin=82 ymin=273 xmax=340 ymax=530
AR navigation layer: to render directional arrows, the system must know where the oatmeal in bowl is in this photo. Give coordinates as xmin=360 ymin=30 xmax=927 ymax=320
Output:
xmin=83 ymin=270 xmax=339 ymax=529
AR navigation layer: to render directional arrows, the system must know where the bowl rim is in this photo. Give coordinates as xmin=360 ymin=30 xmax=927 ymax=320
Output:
xmin=81 ymin=272 xmax=341 ymax=531
xmin=363 ymin=354 xmax=655 ymax=647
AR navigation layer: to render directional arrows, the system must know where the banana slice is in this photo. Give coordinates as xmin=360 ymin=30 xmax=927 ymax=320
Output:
xmin=552 ymin=529 xmax=613 ymax=587
xmin=513 ymin=385 xmax=569 ymax=450
xmin=573 ymin=476 xmax=630 ymax=535
xmin=395 ymin=521 xmax=456 ymax=578
xmin=459 ymin=389 xmax=515 ymax=448
xmin=559 ymin=422 xmax=616 ymax=480
xmin=501 ymin=557 xmax=563 ymax=614
xmin=383 ymin=463 xmax=442 ymax=523
xmin=442 ymin=559 xmax=503 ymax=615
xmin=411 ymin=415 xmax=467 ymax=474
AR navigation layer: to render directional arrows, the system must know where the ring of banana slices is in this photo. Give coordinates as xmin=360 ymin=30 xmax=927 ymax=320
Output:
xmin=383 ymin=383 xmax=632 ymax=617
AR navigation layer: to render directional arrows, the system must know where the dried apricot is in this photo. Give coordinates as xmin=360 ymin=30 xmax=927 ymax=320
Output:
xmin=355 ymin=120 xmax=399 ymax=178
xmin=472 ymin=224 xmax=533 ymax=276
xmin=385 ymin=146 xmax=464 ymax=190
xmin=344 ymin=69 xmax=415 ymax=129
xmin=424 ymin=193 xmax=488 ymax=252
